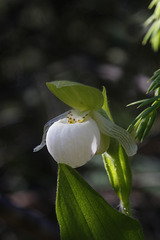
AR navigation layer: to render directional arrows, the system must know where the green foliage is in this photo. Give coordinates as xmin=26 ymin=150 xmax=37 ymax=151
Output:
xmin=56 ymin=164 xmax=144 ymax=240
xmin=103 ymin=142 xmax=132 ymax=216
xmin=147 ymin=69 xmax=160 ymax=92
xmin=143 ymin=0 xmax=160 ymax=51
xmin=128 ymin=69 xmax=160 ymax=142
xmin=47 ymin=84 xmax=142 ymax=239
xmin=46 ymin=81 xmax=104 ymax=111
xmin=102 ymin=87 xmax=132 ymax=216
xmin=102 ymin=87 xmax=114 ymax=122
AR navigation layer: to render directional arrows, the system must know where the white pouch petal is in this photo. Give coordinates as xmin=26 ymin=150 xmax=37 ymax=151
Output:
xmin=46 ymin=118 xmax=100 ymax=168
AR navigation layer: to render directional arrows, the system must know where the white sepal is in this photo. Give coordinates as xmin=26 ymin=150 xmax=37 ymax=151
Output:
xmin=46 ymin=118 xmax=100 ymax=168
xmin=33 ymin=111 xmax=70 ymax=152
xmin=93 ymin=111 xmax=137 ymax=156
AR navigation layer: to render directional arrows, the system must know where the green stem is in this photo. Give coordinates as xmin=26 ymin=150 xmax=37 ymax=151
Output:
xmin=102 ymin=87 xmax=133 ymax=218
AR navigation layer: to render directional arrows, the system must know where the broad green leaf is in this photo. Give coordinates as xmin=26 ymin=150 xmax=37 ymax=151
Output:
xmin=46 ymin=81 xmax=104 ymax=111
xmin=103 ymin=140 xmax=132 ymax=216
xmin=56 ymin=164 xmax=144 ymax=240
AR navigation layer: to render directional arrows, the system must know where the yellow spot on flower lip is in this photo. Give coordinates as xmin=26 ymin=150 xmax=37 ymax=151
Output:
xmin=67 ymin=109 xmax=90 ymax=124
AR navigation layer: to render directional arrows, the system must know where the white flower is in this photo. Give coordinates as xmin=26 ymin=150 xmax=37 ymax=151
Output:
xmin=46 ymin=116 xmax=100 ymax=168
xmin=34 ymin=109 xmax=137 ymax=168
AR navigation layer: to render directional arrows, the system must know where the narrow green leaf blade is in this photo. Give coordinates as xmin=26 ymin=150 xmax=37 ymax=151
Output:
xmin=135 ymin=116 xmax=149 ymax=141
xmin=127 ymin=96 xmax=160 ymax=108
xmin=56 ymin=164 xmax=144 ymax=240
xmin=138 ymin=96 xmax=160 ymax=108
xmin=103 ymin=140 xmax=132 ymax=215
xmin=149 ymin=0 xmax=159 ymax=9
xmin=147 ymin=76 xmax=160 ymax=92
xmin=102 ymin=86 xmax=113 ymax=122
xmin=141 ymin=110 xmax=157 ymax=141
xmin=46 ymin=81 xmax=104 ymax=111
xmin=148 ymin=69 xmax=160 ymax=82
xmin=127 ymin=99 xmax=149 ymax=107
xmin=137 ymin=101 xmax=160 ymax=120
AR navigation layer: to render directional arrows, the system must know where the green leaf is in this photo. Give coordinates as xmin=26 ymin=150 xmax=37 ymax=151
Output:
xmin=148 ymin=69 xmax=160 ymax=82
xmin=141 ymin=110 xmax=157 ymax=140
xmin=144 ymin=14 xmax=155 ymax=26
xmin=103 ymin=140 xmax=132 ymax=216
xmin=135 ymin=116 xmax=150 ymax=141
xmin=128 ymin=70 xmax=160 ymax=140
xmin=142 ymin=21 xmax=157 ymax=45
xmin=134 ymin=110 xmax=157 ymax=142
xmin=101 ymin=86 xmax=136 ymax=215
xmin=102 ymin=86 xmax=113 ymax=122
xmin=147 ymin=75 xmax=160 ymax=92
xmin=155 ymin=87 xmax=160 ymax=96
xmin=46 ymin=81 xmax=104 ymax=111
xmin=133 ymin=101 xmax=160 ymax=122
xmin=149 ymin=0 xmax=159 ymax=9
xmin=127 ymin=96 xmax=160 ymax=108
xmin=56 ymin=164 xmax=144 ymax=240
xmin=128 ymin=104 xmax=158 ymax=133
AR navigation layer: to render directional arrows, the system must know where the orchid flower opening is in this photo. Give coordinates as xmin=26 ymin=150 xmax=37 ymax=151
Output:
xmin=34 ymin=81 xmax=137 ymax=168
xmin=34 ymin=108 xmax=137 ymax=168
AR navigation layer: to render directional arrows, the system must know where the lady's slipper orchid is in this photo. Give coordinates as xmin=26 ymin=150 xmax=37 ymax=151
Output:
xmin=34 ymin=80 xmax=137 ymax=168
xmin=46 ymin=110 xmax=100 ymax=168
xmin=34 ymin=108 xmax=137 ymax=168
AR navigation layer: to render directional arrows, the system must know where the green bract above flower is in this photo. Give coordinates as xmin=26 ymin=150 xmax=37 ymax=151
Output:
xmin=46 ymin=81 xmax=104 ymax=111
xmin=34 ymin=81 xmax=137 ymax=168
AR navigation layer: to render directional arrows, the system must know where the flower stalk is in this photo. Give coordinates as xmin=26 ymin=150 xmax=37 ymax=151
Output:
xmin=102 ymin=87 xmax=132 ymax=217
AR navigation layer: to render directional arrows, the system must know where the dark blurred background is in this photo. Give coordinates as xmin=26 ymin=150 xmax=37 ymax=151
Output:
xmin=0 ymin=0 xmax=160 ymax=239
